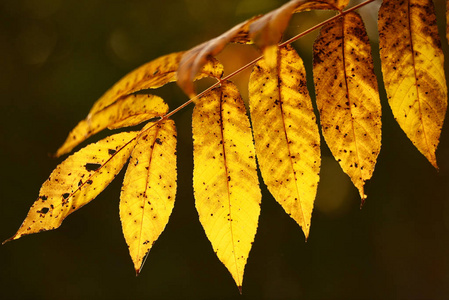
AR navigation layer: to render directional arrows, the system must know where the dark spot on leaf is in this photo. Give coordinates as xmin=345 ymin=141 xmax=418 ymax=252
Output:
xmin=108 ymin=149 xmax=116 ymax=155
xmin=85 ymin=163 xmax=102 ymax=172
xmin=62 ymin=193 xmax=70 ymax=199
xmin=38 ymin=207 xmax=49 ymax=214
xmin=155 ymin=138 xmax=162 ymax=145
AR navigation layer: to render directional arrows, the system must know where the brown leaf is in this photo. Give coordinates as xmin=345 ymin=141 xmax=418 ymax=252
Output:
xmin=249 ymin=0 xmax=345 ymax=53
xmin=177 ymin=16 xmax=260 ymax=97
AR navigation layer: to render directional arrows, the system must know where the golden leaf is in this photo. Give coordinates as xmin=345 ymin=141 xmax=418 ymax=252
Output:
xmin=378 ymin=0 xmax=447 ymax=168
xmin=56 ymin=94 xmax=168 ymax=157
xmin=313 ymin=12 xmax=381 ymax=200
xmin=90 ymin=52 xmax=223 ymax=116
xmin=249 ymin=44 xmax=320 ymax=239
xmin=4 ymin=132 xmax=138 ymax=243
xmin=120 ymin=120 xmax=177 ymax=274
xmin=192 ymin=80 xmax=261 ymax=290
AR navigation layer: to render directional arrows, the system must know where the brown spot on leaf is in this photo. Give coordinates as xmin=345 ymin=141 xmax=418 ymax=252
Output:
xmin=85 ymin=163 xmax=102 ymax=172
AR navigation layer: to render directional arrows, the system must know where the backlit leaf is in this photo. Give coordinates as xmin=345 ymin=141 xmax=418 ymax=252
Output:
xmin=56 ymin=94 xmax=168 ymax=157
xmin=120 ymin=120 xmax=177 ymax=274
xmin=90 ymin=52 xmax=223 ymax=116
xmin=378 ymin=0 xmax=447 ymax=168
xmin=4 ymin=132 xmax=138 ymax=243
xmin=249 ymin=44 xmax=320 ymax=239
xmin=192 ymin=81 xmax=261 ymax=290
xmin=313 ymin=12 xmax=381 ymax=200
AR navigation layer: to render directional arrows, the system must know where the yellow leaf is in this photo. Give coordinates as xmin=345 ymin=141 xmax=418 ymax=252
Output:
xmin=120 ymin=120 xmax=177 ymax=275
xmin=56 ymin=94 xmax=168 ymax=157
xmin=249 ymin=44 xmax=320 ymax=239
xmin=90 ymin=52 xmax=223 ymax=116
xmin=378 ymin=0 xmax=447 ymax=168
xmin=313 ymin=12 xmax=382 ymax=200
xmin=4 ymin=132 xmax=138 ymax=243
xmin=192 ymin=80 xmax=261 ymax=290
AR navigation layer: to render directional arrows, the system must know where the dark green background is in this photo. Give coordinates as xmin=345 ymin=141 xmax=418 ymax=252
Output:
xmin=1 ymin=0 xmax=448 ymax=299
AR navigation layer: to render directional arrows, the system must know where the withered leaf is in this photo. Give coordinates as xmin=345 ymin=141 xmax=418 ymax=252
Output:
xmin=177 ymin=17 xmax=261 ymax=97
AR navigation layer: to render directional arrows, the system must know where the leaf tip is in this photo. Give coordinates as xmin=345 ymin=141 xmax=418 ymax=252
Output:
xmin=2 ymin=234 xmax=18 ymax=245
xmin=359 ymin=192 xmax=367 ymax=209
xmin=430 ymin=157 xmax=439 ymax=170
xmin=302 ymin=224 xmax=310 ymax=241
xmin=238 ymin=285 xmax=243 ymax=295
xmin=134 ymin=262 xmax=143 ymax=277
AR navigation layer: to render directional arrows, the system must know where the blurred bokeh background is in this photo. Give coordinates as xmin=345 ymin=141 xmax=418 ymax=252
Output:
xmin=1 ymin=0 xmax=448 ymax=299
